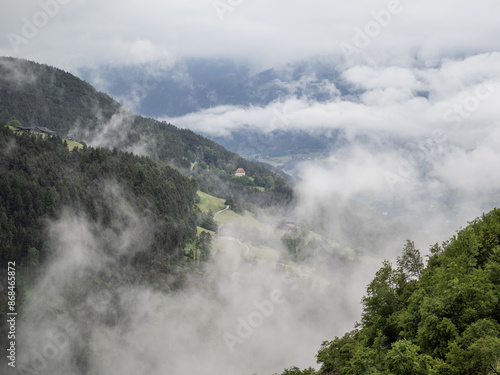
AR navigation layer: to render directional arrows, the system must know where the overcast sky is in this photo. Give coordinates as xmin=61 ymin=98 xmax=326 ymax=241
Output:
xmin=1 ymin=0 xmax=500 ymax=71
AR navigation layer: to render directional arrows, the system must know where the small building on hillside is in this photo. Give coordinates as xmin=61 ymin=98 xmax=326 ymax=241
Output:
xmin=234 ymin=168 xmax=246 ymax=177
xmin=35 ymin=126 xmax=57 ymax=136
xmin=16 ymin=126 xmax=37 ymax=133
xmin=16 ymin=126 xmax=58 ymax=136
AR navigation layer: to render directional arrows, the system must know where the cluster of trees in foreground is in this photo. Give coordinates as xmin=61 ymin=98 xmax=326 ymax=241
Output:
xmin=277 ymin=208 xmax=500 ymax=374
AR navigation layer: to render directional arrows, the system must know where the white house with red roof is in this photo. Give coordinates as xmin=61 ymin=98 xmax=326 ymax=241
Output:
xmin=234 ymin=168 xmax=246 ymax=176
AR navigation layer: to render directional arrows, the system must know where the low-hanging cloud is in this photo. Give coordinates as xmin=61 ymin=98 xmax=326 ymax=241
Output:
xmin=69 ymin=105 xmax=157 ymax=157
xmin=15 ymin=181 xmax=381 ymax=375
xmin=164 ymin=52 xmax=500 ymax=255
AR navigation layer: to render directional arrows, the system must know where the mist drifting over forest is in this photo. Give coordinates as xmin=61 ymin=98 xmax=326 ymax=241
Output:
xmin=1 ymin=0 xmax=500 ymax=374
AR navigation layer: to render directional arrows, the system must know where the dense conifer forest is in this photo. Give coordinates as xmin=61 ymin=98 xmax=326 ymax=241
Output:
xmin=0 ymin=124 xmax=212 ymax=284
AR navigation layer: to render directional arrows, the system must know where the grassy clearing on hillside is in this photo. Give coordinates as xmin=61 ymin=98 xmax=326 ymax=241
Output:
xmin=196 ymin=191 xmax=226 ymax=213
xmin=245 ymin=243 xmax=280 ymax=262
xmin=196 ymin=226 xmax=215 ymax=236
xmin=216 ymin=208 xmax=275 ymax=229
xmin=66 ymin=139 xmax=83 ymax=151
xmin=184 ymin=227 xmax=220 ymax=260
xmin=215 ymin=208 xmax=285 ymax=260
xmin=198 ymin=192 xmax=349 ymax=285
xmin=201 ymin=191 xmax=355 ymax=272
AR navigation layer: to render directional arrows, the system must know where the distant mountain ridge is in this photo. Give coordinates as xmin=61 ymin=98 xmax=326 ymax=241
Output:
xmin=77 ymin=58 xmax=353 ymax=173
xmin=78 ymin=58 xmax=349 ymax=117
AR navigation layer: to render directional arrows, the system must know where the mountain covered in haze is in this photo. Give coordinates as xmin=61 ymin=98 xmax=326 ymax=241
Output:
xmin=0 ymin=57 xmax=293 ymax=206
xmin=0 ymin=56 xmax=360 ymax=375
xmin=0 ymin=56 xmax=408 ymax=255
xmin=78 ymin=58 xmax=353 ymax=170
xmin=75 ymin=58 xmax=432 ymax=177
xmin=78 ymin=58 xmax=350 ymax=118
xmin=3 ymin=56 xmax=496 ymax=259
xmin=0 ymin=57 xmax=299 ymax=372
xmin=0 ymin=124 xmax=200 ymax=282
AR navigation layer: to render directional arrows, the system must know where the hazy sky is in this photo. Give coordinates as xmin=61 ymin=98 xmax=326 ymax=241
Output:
xmin=1 ymin=0 xmax=500 ymax=70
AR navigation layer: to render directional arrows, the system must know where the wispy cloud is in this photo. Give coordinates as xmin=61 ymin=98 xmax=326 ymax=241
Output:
xmin=16 ymin=184 xmax=379 ymax=375
xmin=166 ymin=53 xmax=500 ymax=254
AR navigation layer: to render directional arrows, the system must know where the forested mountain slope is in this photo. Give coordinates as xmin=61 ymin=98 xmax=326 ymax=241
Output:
xmin=0 ymin=57 xmax=293 ymax=207
xmin=0 ymin=125 xmax=205 ymax=282
xmin=0 ymin=124 xmax=218 ymax=371
xmin=278 ymin=208 xmax=500 ymax=374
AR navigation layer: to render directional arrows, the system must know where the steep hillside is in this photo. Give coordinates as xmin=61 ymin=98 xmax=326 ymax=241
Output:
xmin=0 ymin=124 xmax=204 ymax=280
xmin=0 ymin=124 xmax=220 ymax=371
xmin=0 ymin=58 xmax=121 ymax=135
xmin=0 ymin=57 xmax=293 ymax=207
